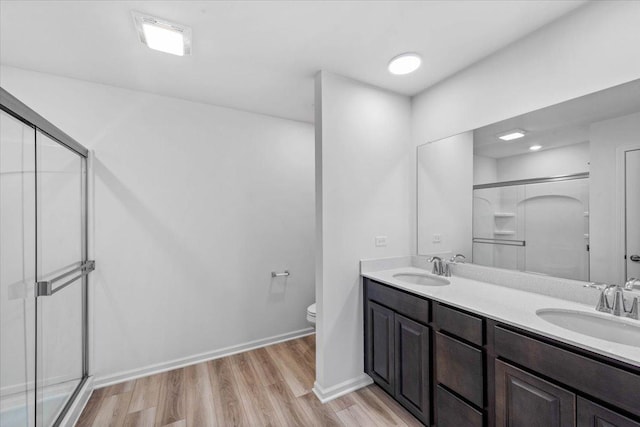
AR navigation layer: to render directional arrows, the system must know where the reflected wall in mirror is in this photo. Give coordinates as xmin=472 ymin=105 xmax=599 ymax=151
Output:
xmin=417 ymin=79 xmax=640 ymax=284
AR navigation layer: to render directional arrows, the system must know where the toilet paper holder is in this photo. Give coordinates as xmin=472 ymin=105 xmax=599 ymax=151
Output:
xmin=271 ymin=270 xmax=290 ymax=278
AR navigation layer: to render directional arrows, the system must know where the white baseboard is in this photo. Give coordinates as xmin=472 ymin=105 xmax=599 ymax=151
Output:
xmin=312 ymin=374 xmax=373 ymax=403
xmin=1 ymin=373 xmax=79 ymax=397
xmin=60 ymin=376 xmax=93 ymax=427
xmin=95 ymin=328 xmax=315 ymax=388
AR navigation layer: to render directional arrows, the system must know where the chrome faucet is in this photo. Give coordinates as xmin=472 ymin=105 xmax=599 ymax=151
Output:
xmin=584 ymin=283 xmax=639 ymax=320
xmin=428 ymin=256 xmax=444 ymax=276
xmin=439 ymin=253 xmax=466 ymax=277
xmin=428 ymin=254 xmax=466 ymax=277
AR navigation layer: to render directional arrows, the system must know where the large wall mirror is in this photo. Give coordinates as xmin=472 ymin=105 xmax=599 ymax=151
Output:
xmin=417 ymin=79 xmax=640 ymax=285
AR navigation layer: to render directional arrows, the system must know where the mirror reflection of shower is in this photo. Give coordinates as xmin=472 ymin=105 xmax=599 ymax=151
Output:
xmin=473 ymin=175 xmax=589 ymax=281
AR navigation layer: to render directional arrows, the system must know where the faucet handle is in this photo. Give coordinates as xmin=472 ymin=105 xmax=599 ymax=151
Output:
xmin=627 ymin=297 xmax=639 ymax=320
xmin=449 ymin=254 xmax=466 ymax=263
xmin=443 ymin=263 xmax=452 ymax=277
xmin=624 ymin=277 xmax=640 ymax=291
xmin=610 ymin=286 xmax=626 ymax=316
xmin=587 ymin=283 xmax=615 ymax=313
xmin=595 ymin=290 xmax=612 ymax=313
xmin=427 ymin=256 xmax=443 ymax=275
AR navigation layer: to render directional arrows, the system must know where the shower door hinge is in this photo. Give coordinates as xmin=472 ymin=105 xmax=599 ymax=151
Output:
xmin=83 ymin=260 xmax=96 ymax=273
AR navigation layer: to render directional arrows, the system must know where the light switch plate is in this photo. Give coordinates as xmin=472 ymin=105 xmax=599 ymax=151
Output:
xmin=375 ymin=236 xmax=388 ymax=247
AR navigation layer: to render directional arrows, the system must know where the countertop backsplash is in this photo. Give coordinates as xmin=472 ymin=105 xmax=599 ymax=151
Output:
xmin=361 ymin=255 xmax=611 ymax=306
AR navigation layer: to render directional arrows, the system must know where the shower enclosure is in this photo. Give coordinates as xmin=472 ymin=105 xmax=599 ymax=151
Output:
xmin=1 ymin=88 xmax=94 ymax=426
xmin=473 ymin=173 xmax=590 ymax=281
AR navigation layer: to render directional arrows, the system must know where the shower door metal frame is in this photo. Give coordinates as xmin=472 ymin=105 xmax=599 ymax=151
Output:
xmin=472 ymin=172 xmax=590 ymax=190
xmin=1 ymin=87 xmax=92 ymax=426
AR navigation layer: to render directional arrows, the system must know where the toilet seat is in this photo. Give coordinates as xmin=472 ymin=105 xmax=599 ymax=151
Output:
xmin=306 ymin=303 xmax=316 ymax=324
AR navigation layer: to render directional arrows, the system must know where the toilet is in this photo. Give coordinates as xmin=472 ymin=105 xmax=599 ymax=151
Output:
xmin=306 ymin=303 xmax=316 ymax=326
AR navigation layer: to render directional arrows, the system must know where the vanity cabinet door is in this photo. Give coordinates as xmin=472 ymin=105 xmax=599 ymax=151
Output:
xmin=495 ymin=360 xmax=575 ymax=427
xmin=394 ymin=314 xmax=430 ymax=425
xmin=366 ymin=301 xmax=395 ymax=395
xmin=577 ymin=398 xmax=640 ymax=427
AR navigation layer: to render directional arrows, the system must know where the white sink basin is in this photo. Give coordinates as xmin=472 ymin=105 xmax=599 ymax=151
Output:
xmin=392 ymin=273 xmax=450 ymax=287
xmin=536 ymin=309 xmax=640 ymax=347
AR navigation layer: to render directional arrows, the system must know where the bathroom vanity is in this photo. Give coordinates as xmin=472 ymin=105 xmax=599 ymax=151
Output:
xmin=362 ymin=264 xmax=640 ymax=427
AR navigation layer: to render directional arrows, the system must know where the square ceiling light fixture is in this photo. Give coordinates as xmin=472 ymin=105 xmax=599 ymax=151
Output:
xmin=132 ymin=11 xmax=192 ymax=56
xmin=497 ymin=129 xmax=527 ymax=141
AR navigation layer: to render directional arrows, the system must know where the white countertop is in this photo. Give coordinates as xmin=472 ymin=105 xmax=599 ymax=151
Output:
xmin=362 ymin=266 xmax=640 ymax=367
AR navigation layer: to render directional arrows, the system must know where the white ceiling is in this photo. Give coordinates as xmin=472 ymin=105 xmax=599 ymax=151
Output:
xmin=474 ymin=78 xmax=640 ymax=158
xmin=0 ymin=1 xmax=586 ymax=123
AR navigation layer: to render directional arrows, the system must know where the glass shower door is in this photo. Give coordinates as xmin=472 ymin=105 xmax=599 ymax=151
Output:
xmin=0 ymin=110 xmax=37 ymax=427
xmin=1 ymin=88 xmax=92 ymax=427
xmin=34 ymin=131 xmax=86 ymax=426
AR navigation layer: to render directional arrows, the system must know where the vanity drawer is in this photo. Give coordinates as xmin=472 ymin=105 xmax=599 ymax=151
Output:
xmin=435 ymin=331 xmax=484 ymax=407
xmin=436 ymin=385 xmax=483 ymax=427
xmin=365 ymin=279 xmax=430 ymax=325
xmin=434 ymin=302 xmax=483 ymax=346
xmin=494 ymin=325 xmax=640 ymax=418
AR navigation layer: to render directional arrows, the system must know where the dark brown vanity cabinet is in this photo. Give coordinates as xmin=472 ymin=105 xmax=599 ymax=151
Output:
xmin=433 ymin=302 xmax=486 ymax=427
xmin=577 ymin=398 xmax=640 ymax=427
xmin=364 ymin=279 xmax=430 ymax=425
xmin=363 ymin=278 xmax=640 ymax=427
xmin=493 ymin=325 xmax=640 ymax=427
xmin=395 ymin=314 xmax=430 ymax=423
xmin=495 ymin=360 xmax=576 ymax=427
xmin=366 ymin=301 xmax=395 ymax=394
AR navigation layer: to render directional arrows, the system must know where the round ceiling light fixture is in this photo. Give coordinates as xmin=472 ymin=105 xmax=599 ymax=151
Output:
xmin=529 ymin=145 xmax=542 ymax=151
xmin=388 ymin=52 xmax=422 ymax=75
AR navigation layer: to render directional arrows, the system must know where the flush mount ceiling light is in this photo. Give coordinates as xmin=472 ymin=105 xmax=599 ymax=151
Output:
xmin=497 ymin=129 xmax=527 ymax=141
xmin=132 ymin=11 xmax=192 ymax=56
xmin=529 ymin=145 xmax=542 ymax=151
xmin=388 ymin=53 xmax=422 ymax=75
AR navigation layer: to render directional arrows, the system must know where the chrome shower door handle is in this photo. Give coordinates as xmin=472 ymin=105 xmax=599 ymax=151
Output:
xmin=36 ymin=260 xmax=96 ymax=296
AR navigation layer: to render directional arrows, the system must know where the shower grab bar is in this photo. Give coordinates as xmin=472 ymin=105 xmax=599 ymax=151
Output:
xmin=473 ymin=238 xmax=526 ymax=247
xmin=36 ymin=260 xmax=95 ymax=297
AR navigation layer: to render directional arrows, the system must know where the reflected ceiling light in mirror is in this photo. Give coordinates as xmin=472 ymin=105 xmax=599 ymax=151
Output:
xmin=132 ymin=11 xmax=192 ymax=56
xmin=388 ymin=53 xmax=422 ymax=75
xmin=529 ymin=145 xmax=542 ymax=151
xmin=498 ymin=129 xmax=526 ymax=141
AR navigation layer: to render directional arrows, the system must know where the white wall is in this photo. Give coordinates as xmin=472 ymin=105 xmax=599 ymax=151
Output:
xmin=472 ymin=142 xmax=590 ymax=186
xmin=590 ymin=112 xmax=640 ymax=284
xmin=412 ymin=1 xmax=640 ymax=145
xmin=417 ymin=133 xmax=473 ymax=257
xmin=314 ymin=71 xmax=412 ymax=398
xmin=0 ymin=65 xmax=315 ymax=383
xmin=473 ymin=155 xmax=497 ymax=186
xmin=495 ymin=142 xmax=589 ymax=182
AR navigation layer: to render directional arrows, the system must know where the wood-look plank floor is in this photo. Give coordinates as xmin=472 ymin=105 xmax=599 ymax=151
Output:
xmin=77 ymin=335 xmax=422 ymax=427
